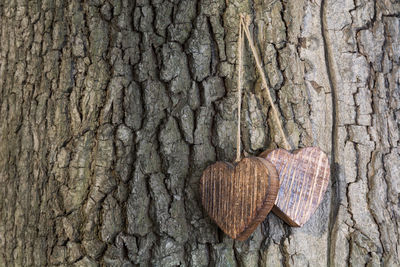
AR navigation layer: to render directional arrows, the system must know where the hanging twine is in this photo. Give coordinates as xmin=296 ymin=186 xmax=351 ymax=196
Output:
xmin=235 ymin=15 xmax=244 ymax=162
xmin=235 ymin=14 xmax=292 ymax=162
xmin=240 ymin=15 xmax=292 ymax=151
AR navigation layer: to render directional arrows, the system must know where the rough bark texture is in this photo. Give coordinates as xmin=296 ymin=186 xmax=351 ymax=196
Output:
xmin=0 ymin=0 xmax=399 ymax=266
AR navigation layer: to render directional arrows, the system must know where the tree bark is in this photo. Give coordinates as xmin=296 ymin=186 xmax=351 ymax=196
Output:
xmin=0 ymin=0 xmax=399 ymax=266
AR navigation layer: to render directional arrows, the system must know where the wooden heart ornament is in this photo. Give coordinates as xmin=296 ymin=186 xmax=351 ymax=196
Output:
xmin=260 ymin=147 xmax=330 ymax=227
xmin=200 ymin=157 xmax=279 ymax=240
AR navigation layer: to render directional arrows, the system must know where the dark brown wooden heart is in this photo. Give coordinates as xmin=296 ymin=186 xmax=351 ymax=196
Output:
xmin=199 ymin=157 xmax=279 ymax=240
xmin=259 ymin=147 xmax=330 ymax=227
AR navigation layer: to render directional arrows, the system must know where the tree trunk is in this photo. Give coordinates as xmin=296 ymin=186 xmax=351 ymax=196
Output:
xmin=0 ymin=0 xmax=399 ymax=266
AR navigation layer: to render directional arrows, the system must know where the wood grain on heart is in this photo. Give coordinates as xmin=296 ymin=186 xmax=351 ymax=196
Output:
xmin=200 ymin=157 xmax=279 ymax=240
xmin=260 ymin=147 xmax=330 ymax=227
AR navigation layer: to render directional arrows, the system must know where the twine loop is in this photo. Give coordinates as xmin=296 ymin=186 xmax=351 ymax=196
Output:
xmin=235 ymin=14 xmax=291 ymax=162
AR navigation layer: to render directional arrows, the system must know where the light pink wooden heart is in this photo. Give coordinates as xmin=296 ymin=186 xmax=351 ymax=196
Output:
xmin=260 ymin=147 xmax=330 ymax=226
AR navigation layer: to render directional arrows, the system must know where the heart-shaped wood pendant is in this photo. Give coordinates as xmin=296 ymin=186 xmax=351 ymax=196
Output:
xmin=200 ymin=157 xmax=279 ymax=240
xmin=259 ymin=147 xmax=330 ymax=227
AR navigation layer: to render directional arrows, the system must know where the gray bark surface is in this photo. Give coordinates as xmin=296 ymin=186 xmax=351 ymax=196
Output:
xmin=0 ymin=0 xmax=399 ymax=266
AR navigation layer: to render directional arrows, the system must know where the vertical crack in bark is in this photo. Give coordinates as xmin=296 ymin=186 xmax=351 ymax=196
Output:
xmin=320 ymin=0 xmax=340 ymax=266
